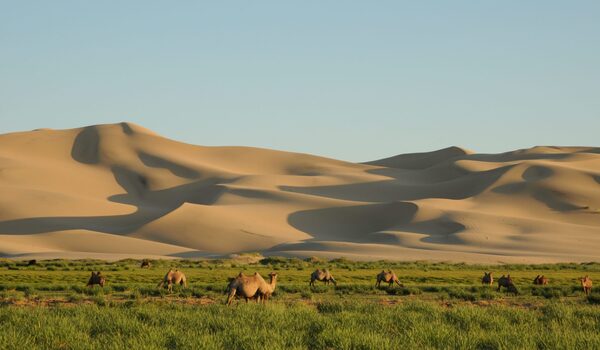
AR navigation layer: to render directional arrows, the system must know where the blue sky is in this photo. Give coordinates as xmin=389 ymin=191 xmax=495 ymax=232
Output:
xmin=1 ymin=1 xmax=599 ymax=161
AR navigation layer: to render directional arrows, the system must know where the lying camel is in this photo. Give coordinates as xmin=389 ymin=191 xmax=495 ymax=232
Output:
xmin=310 ymin=269 xmax=336 ymax=287
xmin=376 ymin=270 xmax=403 ymax=288
xmin=533 ymin=275 xmax=549 ymax=285
xmin=226 ymin=272 xmax=274 ymax=305
xmin=497 ymin=274 xmax=518 ymax=295
xmin=87 ymin=271 xmax=106 ymax=287
xmin=140 ymin=260 xmax=151 ymax=269
xmin=157 ymin=269 xmax=187 ymax=292
xmin=482 ymin=272 xmax=493 ymax=286
xmin=581 ymin=276 xmax=593 ymax=296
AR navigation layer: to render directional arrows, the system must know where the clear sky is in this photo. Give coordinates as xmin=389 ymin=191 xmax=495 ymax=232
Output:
xmin=1 ymin=1 xmax=599 ymax=162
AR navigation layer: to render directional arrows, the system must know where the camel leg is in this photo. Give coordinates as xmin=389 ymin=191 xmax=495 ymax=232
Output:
xmin=226 ymin=290 xmax=236 ymax=306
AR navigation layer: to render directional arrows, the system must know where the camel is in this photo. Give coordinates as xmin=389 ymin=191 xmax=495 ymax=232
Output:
xmin=533 ymin=275 xmax=549 ymax=285
xmin=87 ymin=271 xmax=106 ymax=287
xmin=140 ymin=260 xmax=151 ymax=269
xmin=581 ymin=276 xmax=593 ymax=296
xmin=157 ymin=269 xmax=187 ymax=293
xmin=257 ymin=272 xmax=278 ymax=302
xmin=497 ymin=274 xmax=518 ymax=295
xmin=310 ymin=269 xmax=337 ymax=287
xmin=482 ymin=272 xmax=493 ymax=286
xmin=376 ymin=270 xmax=403 ymax=288
xmin=226 ymin=272 xmax=276 ymax=305
xmin=27 ymin=259 xmax=37 ymax=266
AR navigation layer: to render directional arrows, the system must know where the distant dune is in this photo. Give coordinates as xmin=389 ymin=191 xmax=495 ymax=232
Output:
xmin=1 ymin=122 xmax=599 ymax=263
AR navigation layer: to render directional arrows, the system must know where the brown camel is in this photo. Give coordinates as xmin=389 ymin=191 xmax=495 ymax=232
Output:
xmin=157 ymin=269 xmax=187 ymax=292
xmin=376 ymin=270 xmax=404 ymax=288
xmin=140 ymin=260 xmax=151 ymax=269
xmin=497 ymin=274 xmax=518 ymax=295
xmin=87 ymin=271 xmax=106 ymax=287
xmin=481 ymin=272 xmax=493 ymax=286
xmin=581 ymin=276 xmax=593 ymax=296
xmin=226 ymin=272 xmax=275 ymax=305
xmin=533 ymin=275 xmax=549 ymax=285
xmin=310 ymin=269 xmax=336 ymax=286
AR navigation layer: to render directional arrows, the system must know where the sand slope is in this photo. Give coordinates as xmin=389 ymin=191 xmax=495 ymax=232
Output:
xmin=1 ymin=123 xmax=599 ymax=262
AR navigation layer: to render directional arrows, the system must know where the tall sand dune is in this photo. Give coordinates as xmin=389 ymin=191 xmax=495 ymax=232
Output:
xmin=1 ymin=122 xmax=599 ymax=262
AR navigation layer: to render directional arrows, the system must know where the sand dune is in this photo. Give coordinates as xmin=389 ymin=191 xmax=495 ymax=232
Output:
xmin=0 ymin=122 xmax=599 ymax=262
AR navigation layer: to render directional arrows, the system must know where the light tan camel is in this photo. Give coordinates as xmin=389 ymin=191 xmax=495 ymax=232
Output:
xmin=310 ymin=269 xmax=336 ymax=286
xmin=533 ymin=275 xmax=549 ymax=285
xmin=87 ymin=271 xmax=106 ymax=287
xmin=226 ymin=272 xmax=274 ymax=305
xmin=157 ymin=269 xmax=187 ymax=292
xmin=257 ymin=272 xmax=278 ymax=302
xmin=376 ymin=270 xmax=403 ymax=287
xmin=581 ymin=276 xmax=593 ymax=296
xmin=482 ymin=272 xmax=493 ymax=286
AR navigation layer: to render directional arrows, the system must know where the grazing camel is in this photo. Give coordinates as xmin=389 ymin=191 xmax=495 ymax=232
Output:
xmin=87 ymin=271 xmax=106 ymax=287
xmin=482 ymin=272 xmax=493 ymax=286
xmin=157 ymin=269 xmax=187 ymax=293
xmin=226 ymin=272 xmax=275 ymax=305
xmin=497 ymin=274 xmax=518 ymax=295
xmin=533 ymin=275 xmax=549 ymax=285
xmin=310 ymin=269 xmax=337 ymax=287
xmin=376 ymin=270 xmax=404 ymax=288
xmin=581 ymin=276 xmax=593 ymax=296
xmin=140 ymin=260 xmax=151 ymax=269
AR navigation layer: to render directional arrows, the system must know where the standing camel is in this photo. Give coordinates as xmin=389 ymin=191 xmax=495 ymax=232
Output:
xmin=581 ymin=276 xmax=593 ymax=296
xmin=310 ymin=269 xmax=337 ymax=287
xmin=497 ymin=274 xmax=518 ymax=295
xmin=376 ymin=270 xmax=403 ymax=288
xmin=226 ymin=272 xmax=275 ymax=305
xmin=87 ymin=271 xmax=106 ymax=287
xmin=157 ymin=269 xmax=187 ymax=293
xmin=482 ymin=272 xmax=493 ymax=286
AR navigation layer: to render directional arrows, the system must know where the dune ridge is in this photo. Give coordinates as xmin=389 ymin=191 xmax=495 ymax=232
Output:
xmin=0 ymin=122 xmax=599 ymax=263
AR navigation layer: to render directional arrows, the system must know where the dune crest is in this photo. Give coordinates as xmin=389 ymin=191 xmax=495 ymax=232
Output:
xmin=1 ymin=123 xmax=599 ymax=262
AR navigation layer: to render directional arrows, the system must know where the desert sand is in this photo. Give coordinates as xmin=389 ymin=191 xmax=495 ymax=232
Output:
xmin=0 ymin=122 xmax=599 ymax=263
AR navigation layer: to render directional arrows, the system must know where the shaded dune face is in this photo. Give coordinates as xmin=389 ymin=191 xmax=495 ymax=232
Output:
xmin=0 ymin=123 xmax=600 ymax=262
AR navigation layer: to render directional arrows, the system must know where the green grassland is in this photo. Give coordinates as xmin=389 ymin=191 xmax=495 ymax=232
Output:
xmin=0 ymin=257 xmax=599 ymax=349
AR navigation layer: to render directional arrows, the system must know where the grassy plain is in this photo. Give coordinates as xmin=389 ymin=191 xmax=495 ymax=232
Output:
xmin=0 ymin=257 xmax=599 ymax=349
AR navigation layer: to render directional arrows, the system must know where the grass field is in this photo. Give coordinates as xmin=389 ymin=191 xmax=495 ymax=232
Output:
xmin=0 ymin=257 xmax=599 ymax=349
